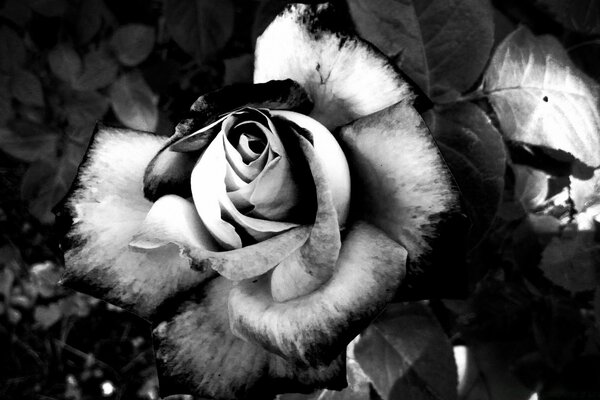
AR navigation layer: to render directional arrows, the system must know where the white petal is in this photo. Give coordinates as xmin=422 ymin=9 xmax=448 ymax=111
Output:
xmin=254 ymin=4 xmax=412 ymax=130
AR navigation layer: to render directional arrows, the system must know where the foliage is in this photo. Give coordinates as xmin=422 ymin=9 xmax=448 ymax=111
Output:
xmin=1 ymin=0 xmax=600 ymax=399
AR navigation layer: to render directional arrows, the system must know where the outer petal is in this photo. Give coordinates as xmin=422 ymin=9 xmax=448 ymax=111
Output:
xmin=339 ymin=99 xmax=459 ymax=262
xmin=254 ymin=3 xmax=413 ymax=130
xmin=56 ymin=126 xmax=215 ymax=320
xmin=153 ymin=277 xmax=346 ymax=400
xmin=229 ymin=221 xmax=407 ymax=367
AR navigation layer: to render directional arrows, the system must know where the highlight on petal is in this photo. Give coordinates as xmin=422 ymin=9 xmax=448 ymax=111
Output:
xmin=271 ymin=110 xmax=351 ymax=227
xmin=153 ymin=277 xmax=346 ymax=400
xmin=254 ymin=3 xmax=413 ymax=130
xmin=339 ymin=99 xmax=459 ymax=261
xmin=57 ymin=126 xmax=214 ymax=320
xmin=268 ymin=120 xmax=342 ymax=296
xmin=129 ymin=194 xmax=219 ymax=254
xmin=144 ymin=80 xmax=312 ymax=201
xmin=229 ymin=221 xmax=407 ymax=367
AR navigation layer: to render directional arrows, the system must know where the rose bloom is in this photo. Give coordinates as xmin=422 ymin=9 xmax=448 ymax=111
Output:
xmin=57 ymin=3 xmax=459 ymax=400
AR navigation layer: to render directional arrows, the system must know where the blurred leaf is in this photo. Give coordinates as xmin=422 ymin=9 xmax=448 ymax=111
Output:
xmin=72 ymin=49 xmax=119 ymax=91
xmin=31 ymin=261 xmax=62 ymax=298
xmin=483 ymin=26 xmax=600 ymax=168
xmin=11 ymin=70 xmax=44 ymax=107
xmin=538 ymin=0 xmax=600 ymax=35
xmin=109 ymin=72 xmax=158 ymax=131
xmin=347 ymin=0 xmax=494 ymax=102
xmin=110 ymin=24 xmax=155 ymax=67
xmin=63 ymin=89 xmax=109 ymax=127
xmin=0 ymin=26 xmax=26 ymax=73
xmin=539 ymin=227 xmax=599 ymax=293
xmin=513 ymin=165 xmax=549 ymax=211
xmin=21 ymin=141 xmax=88 ymax=223
xmin=355 ymin=303 xmax=457 ymax=400
xmin=34 ymin=302 xmax=62 ymax=329
xmin=0 ymin=0 xmax=31 ymax=26
xmin=74 ymin=0 xmax=105 ymax=44
xmin=0 ymin=74 xmax=13 ymax=124
xmin=224 ymin=54 xmax=254 ymax=85
xmin=28 ymin=0 xmax=67 ymax=17
xmin=425 ymin=102 xmax=506 ymax=247
xmin=0 ymin=123 xmax=57 ymax=162
xmin=164 ymin=0 xmax=235 ymax=61
xmin=48 ymin=45 xmax=82 ymax=84
xmin=532 ymin=297 xmax=587 ymax=369
xmin=459 ymin=342 xmax=535 ymax=400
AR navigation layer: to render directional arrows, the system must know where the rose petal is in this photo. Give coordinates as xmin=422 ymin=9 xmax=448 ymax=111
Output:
xmin=143 ymin=80 xmax=312 ymax=201
xmin=191 ymin=130 xmax=299 ymax=248
xmin=229 ymin=221 xmax=407 ymax=367
xmin=128 ymin=194 xmax=219 ymax=256
xmin=254 ymin=3 xmax=412 ymax=130
xmin=57 ymin=126 xmax=214 ymax=320
xmin=153 ymin=277 xmax=346 ymax=400
xmin=271 ymin=110 xmax=351 ymax=227
xmin=187 ymin=225 xmax=311 ymax=281
xmin=269 ymin=124 xmax=342 ymax=294
xmin=339 ymin=99 xmax=459 ymax=261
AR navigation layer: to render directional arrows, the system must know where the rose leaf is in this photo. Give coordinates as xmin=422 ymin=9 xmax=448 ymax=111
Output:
xmin=109 ymin=72 xmax=158 ymax=132
xmin=28 ymin=0 xmax=67 ymax=18
xmin=0 ymin=74 xmax=13 ymax=125
xmin=424 ymin=102 xmax=506 ymax=248
xmin=354 ymin=303 xmax=457 ymax=400
xmin=0 ymin=122 xmax=58 ymax=162
xmin=0 ymin=26 xmax=25 ymax=73
xmin=537 ymin=0 xmax=600 ymax=35
xmin=63 ymin=89 xmax=109 ymax=128
xmin=0 ymin=0 xmax=31 ymax=27
xmin=48 ymin=45 xmax=82 ymax=85
xmin=512 ymin=165 xmax=549 ymax=211
xmin=110 ymin=24 xmax=156 ymax=67
xmin=11 ymin=70 xmax=44 ymax=107
xmin=21 ymin=141 xmax=87 ymax=224
xmin=72 ymin=49 xmax=119 ymax=91
xmin=73 ymin=0 xmax=105 ymax=45
xmin=539 ymin=230 xmax=599 ymax=293
xmin=483 ymin=26 xmax=600 ymax=168
xmin=164 ymin=0 xmax=234 ymax=61
xmin=347 ymin=0 xmax=494 ymax=103
xmin=223 ymin=54 xmax=254 ymax=85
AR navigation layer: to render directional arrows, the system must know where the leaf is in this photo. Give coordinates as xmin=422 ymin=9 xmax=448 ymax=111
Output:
xmin=483 ymin=26 xmax=600 ymax=168
xmin=72 ymin=49 xmax=119 ymax=91
xmin=164 ymin=0 xmax=235 ymax=61
xmin=223 ymin=54 xmax=254 ymax=85
xmin=21 ymin=141 xmax=88 ymax=223
xmin=0 ymin=122 xmax=58 ymax=162
xmin=110 ymin=24 xmax=155 ymax=67
xmin=63 ymin=89 xmax=109 ymax=127
xmin=10 ymin=70 xmax=44 ymax=107
xmin=347 ymin=0 xmax=494 ymax=102
xmin=538 ymin=0 xmax=600 ymax=35
xmin=48 ymin=45 xmax=82 ymax=84
xmin=355 ymin=303 xmax=457 ymax=400
xmin=28 ymin=0 xmax=67 ymax=17
xmin=33 ymin=303 xmax=62 ymax=329
xmin=109 ymin=72 xmax=158 ymax=131
xmin=0 ymin=74 xmax=13 ymax=125
xmin=31 ymin=261 xmax=62 ymax=298
xmin=74 ymin=0 xmax=105 ymax=44
xmin=513 ymin=165 xmax=549 ymax=211
xmin=0 ymin=0 xmax=31 ymax=26
xmin=424 ymin=102 xmax=506 ymax=247
xmin=539 ymin=228 xmax=599 ymax=293
xmin=0 ymin=26 xmax=26 ymax=73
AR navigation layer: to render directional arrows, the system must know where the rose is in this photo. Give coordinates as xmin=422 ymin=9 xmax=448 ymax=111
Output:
xmin=57 ymin=3 xmax=460 ymax=400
